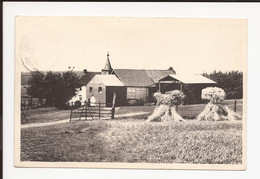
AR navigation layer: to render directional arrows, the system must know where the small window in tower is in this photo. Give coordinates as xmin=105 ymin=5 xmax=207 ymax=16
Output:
xmin=98 ymin=87 xmax=102 ymax=93
xmin=89 ymin=87 xmax=93 ymax=93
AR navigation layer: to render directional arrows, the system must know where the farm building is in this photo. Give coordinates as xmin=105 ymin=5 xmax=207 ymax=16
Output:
xmin=21 ymin=53 xmax=216 ymax=106
xmin=158 ymin=74 xmax=217 ymax=104
xmin=85 ymin=75 xmax=126 ymax=107
xmin=111 ymin=69 xmax=176 ymax=104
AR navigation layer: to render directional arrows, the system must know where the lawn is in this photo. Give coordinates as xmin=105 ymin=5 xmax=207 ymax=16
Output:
xmin=21 ymin=120 xmax=243 ymax=164
xmin=22 ymin=99 xmax=243 ymax=124
xmin=21 ymin=107 xmax=71 ymax=124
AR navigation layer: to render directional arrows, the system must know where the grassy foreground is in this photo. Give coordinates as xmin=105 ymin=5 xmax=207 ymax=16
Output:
xmin=21 ymin=120 xmax=242 ymax=164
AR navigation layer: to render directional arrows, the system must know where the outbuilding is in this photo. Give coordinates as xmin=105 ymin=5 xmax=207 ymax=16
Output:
xmin=158 ymin=74 xmax=217 ymax=104
xmin=86 ymin=75 xmax=127 ymax=107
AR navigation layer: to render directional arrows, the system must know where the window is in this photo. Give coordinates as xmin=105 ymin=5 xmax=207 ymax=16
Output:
xmin=98 ymin=87 xmax=102 ymax=93
xmin=79 ymin=95 xmax=82 ymax=100
xmin=89 ymin=87 xmax=93 ymax=93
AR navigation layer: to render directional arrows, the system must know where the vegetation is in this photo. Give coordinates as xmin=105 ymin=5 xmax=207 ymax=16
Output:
xmin=203 ymin=71 xmax=243 ymax=99
xmin=21 ymin=107 xmax=71 ymax=124
xmin=21 ymin=99 xmax=242 ymax=124
xmin=27 ymin=70 xmax=80 ymax=109
xmin=21 ymin=120 xmax=242 ymax=164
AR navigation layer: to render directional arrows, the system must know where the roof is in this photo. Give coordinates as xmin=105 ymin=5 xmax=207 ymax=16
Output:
xmin=94 ymin=75 xmax=124 ymax=86
xmin=163 ymin=74 xmax=216 ymax=84
xmin=78 ymin=72 xmax=101 ymax=86
xmin=146 ymin=70 xmax=175 ymax=83
xmin=113 ymin=69 xmax=175 ymax=87
xmin=113 ymin=69 xmax=155 ymax=87
xmin=102 ymin=53 xmax=113 ymax=71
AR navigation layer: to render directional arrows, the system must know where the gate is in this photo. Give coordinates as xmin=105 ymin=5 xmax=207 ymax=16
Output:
xmin=70 ymin=93 xmax=116 ymax=122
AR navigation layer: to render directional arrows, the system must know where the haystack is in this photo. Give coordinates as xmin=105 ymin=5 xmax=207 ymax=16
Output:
xmin=147 ymin=90 xmax=185 ymax=122
xmin=196 ymin=87 xmax=242 ymax=121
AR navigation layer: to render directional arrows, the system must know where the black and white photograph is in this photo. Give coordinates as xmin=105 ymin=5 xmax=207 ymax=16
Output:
xmin=15 ymin=16 xmax=247 ymax=170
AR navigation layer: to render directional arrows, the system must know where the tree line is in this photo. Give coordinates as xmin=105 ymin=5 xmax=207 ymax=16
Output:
xmin=202 ymin=70 xmax=243 ymax=99
xmin=27 ymin=70 xmax=80 ymax=109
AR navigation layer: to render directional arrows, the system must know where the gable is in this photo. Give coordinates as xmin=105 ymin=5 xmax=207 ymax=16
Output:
xmin=145 ymin=70 xmax=175 ymax=83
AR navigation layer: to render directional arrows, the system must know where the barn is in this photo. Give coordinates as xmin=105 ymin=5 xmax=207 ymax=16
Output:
xmin=112 ymin=69 xmax=175 ymax=105
xmin=85 ymin=75 xmax=127 ymax=107
xmin=158 ymin=74 xmax=217 ymax=104
xmin=21 ymin=53 xmax=217 ymax=107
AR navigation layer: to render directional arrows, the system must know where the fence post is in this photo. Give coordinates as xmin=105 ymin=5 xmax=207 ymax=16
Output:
xmin=30 ymin=97 xmax=33 ymax=109
xmin=111 ymin=93 xmax=116 ymax=119
xmin=234 ymin=100 xmax=237 ymax=112
xmin=86 ymin=102 xmax=88 ymax=120
xmin=69 ymin=106 xmax=73 ymax=122
xmin=99 ymin=101 xmax=101 ymax=119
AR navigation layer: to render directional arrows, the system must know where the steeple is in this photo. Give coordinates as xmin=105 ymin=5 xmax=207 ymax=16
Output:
xmin=102 ymin=52 xmax=113 ymax=75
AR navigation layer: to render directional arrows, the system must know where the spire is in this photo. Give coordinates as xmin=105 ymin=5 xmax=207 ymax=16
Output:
xmin=102 ymin=52 xmax=113 ymax=75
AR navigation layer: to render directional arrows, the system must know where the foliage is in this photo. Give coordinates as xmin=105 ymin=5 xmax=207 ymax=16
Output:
xmin=203 ymin=71 xmax=243 ymax=99
xmin=27 ymin=70 xmax=80 ymax=109
xmin=27 ymin=71 xmax=46 ymax=99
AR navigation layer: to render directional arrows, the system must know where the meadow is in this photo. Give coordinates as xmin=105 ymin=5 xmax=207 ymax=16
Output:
xmin=20 ymin=99 xmax=243 ymax=164
xmin=22 ymin=99 xmax=242 ymax=124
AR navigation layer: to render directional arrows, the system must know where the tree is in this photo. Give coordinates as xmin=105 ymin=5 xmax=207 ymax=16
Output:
xmin=202 ymin=71 xmax=243 ymax=99
xmin=43 ymin=71 xmax=63 ymax=107
xmin=27 ymin=70 xmax=46 ymax=99
xmin=27 ymin=70 xmax=80 ymax=109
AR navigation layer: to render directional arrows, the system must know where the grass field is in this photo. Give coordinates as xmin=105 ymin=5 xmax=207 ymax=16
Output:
xmin=21 ymin=99 xmax=243 ymax=164
xmin=22 ymin=107 xmax=71 ymax=124
xmin=22 ymin=99 xmax=243 ymax=124
xmin=21 ymin=120 xmax=243 ymax=164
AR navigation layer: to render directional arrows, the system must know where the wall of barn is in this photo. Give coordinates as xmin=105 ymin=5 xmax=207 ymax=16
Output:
xmin=86 ymin=83 xmax=106 ymax=105
xmin=106 ymin=86 xmax=127 ymax=107
xmin=126 ymin=87 xmax=149 ymax=104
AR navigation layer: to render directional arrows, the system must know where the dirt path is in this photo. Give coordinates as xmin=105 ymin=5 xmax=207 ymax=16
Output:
xmin=21 ymin=119 xmax=70 ymax=129
xmin=21 ymin=112 xmax=150 ymax=129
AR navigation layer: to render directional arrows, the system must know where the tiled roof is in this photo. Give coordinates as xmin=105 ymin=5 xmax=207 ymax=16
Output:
xmin=113 ymin=69 xmax=174 ymax=87
xmin=165 ymin=74 xmax=216 ymax=84
xmin=146 ymin=70 xmax=175 ymax=83
xmin=78 ymin=72 xmax=101 ymax=86
xmin=93 ymin=75 xmax=124 ymax=86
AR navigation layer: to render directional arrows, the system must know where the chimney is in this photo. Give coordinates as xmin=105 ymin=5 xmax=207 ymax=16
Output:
xmin=83 ymin=69 xmax=88 ymax=74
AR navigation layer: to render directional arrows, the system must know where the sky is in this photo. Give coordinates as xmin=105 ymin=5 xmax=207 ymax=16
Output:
xmin=16 ymin=16 xmax=247 ymax=74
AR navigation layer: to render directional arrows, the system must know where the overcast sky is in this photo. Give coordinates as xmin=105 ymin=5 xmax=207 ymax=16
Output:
xmin=16 ymin=17 xmax=246 ymax=74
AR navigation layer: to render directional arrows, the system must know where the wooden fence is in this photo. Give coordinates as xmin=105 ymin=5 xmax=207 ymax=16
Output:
xmin=70 ymin=93 xmax=117 ymax=122
xmin=69 ymin=102 xmax=115 ymax=122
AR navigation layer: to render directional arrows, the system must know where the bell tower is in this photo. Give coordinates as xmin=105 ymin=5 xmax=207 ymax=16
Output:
xmin=102 ymin=52 xmax=113 ymax=75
